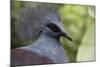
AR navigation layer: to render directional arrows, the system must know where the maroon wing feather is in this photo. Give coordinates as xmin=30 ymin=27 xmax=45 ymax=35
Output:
xmin=11 ymin=49 xmax=54 ymax=66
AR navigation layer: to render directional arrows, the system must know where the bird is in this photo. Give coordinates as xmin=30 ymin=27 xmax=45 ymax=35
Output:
xmin=11 ymin=7 xmax=72 ymax=66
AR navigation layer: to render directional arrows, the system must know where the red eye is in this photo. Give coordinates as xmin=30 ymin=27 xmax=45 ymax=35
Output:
xmin=47 ymin=23 xmax=60 ymax=32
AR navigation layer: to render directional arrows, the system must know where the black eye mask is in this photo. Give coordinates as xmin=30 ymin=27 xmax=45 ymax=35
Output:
xmin=46 ymin=23 xmax=72 ymax=41
xmin=46 ymin=23 xmax=61 ymax=32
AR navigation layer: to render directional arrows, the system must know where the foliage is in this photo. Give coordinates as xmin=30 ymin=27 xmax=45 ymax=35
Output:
xmin=59 ymin=4 xmax=95 ymax=62
xmin=76 ymin=24 xmax=95 ymax=62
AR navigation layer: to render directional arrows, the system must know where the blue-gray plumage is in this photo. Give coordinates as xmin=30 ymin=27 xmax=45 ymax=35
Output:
xmin=20 ymin=29 xmax=69 ymax=63
xmin=11 ymin=7 xmax=72 ymax=66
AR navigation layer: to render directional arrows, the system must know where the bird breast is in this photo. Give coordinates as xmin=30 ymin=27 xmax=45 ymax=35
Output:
xmin=20 ymin=35 xmax=69 ymax=63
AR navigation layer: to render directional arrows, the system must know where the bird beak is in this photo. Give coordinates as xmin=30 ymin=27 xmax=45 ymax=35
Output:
xmin=61 ymin=32 xmax=72 ymax=41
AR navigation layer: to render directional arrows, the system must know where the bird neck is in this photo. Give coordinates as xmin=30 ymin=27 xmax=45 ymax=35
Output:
xmin=32 ymin=33 xmax=68 ymax=63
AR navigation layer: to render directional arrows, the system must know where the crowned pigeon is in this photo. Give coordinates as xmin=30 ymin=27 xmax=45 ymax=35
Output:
xmin=11 ymin=7 xmax=72 ymax=66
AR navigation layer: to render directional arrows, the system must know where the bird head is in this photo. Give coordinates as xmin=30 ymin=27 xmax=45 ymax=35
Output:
xmin=40 ymin=13 xmax=72 ymax=41
xmin=14 ymin=7 xmax=72 ymax=44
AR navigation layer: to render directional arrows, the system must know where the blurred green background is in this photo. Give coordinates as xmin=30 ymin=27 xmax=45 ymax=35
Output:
xmin=11 ymin=1 xmax=95 ymax=62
